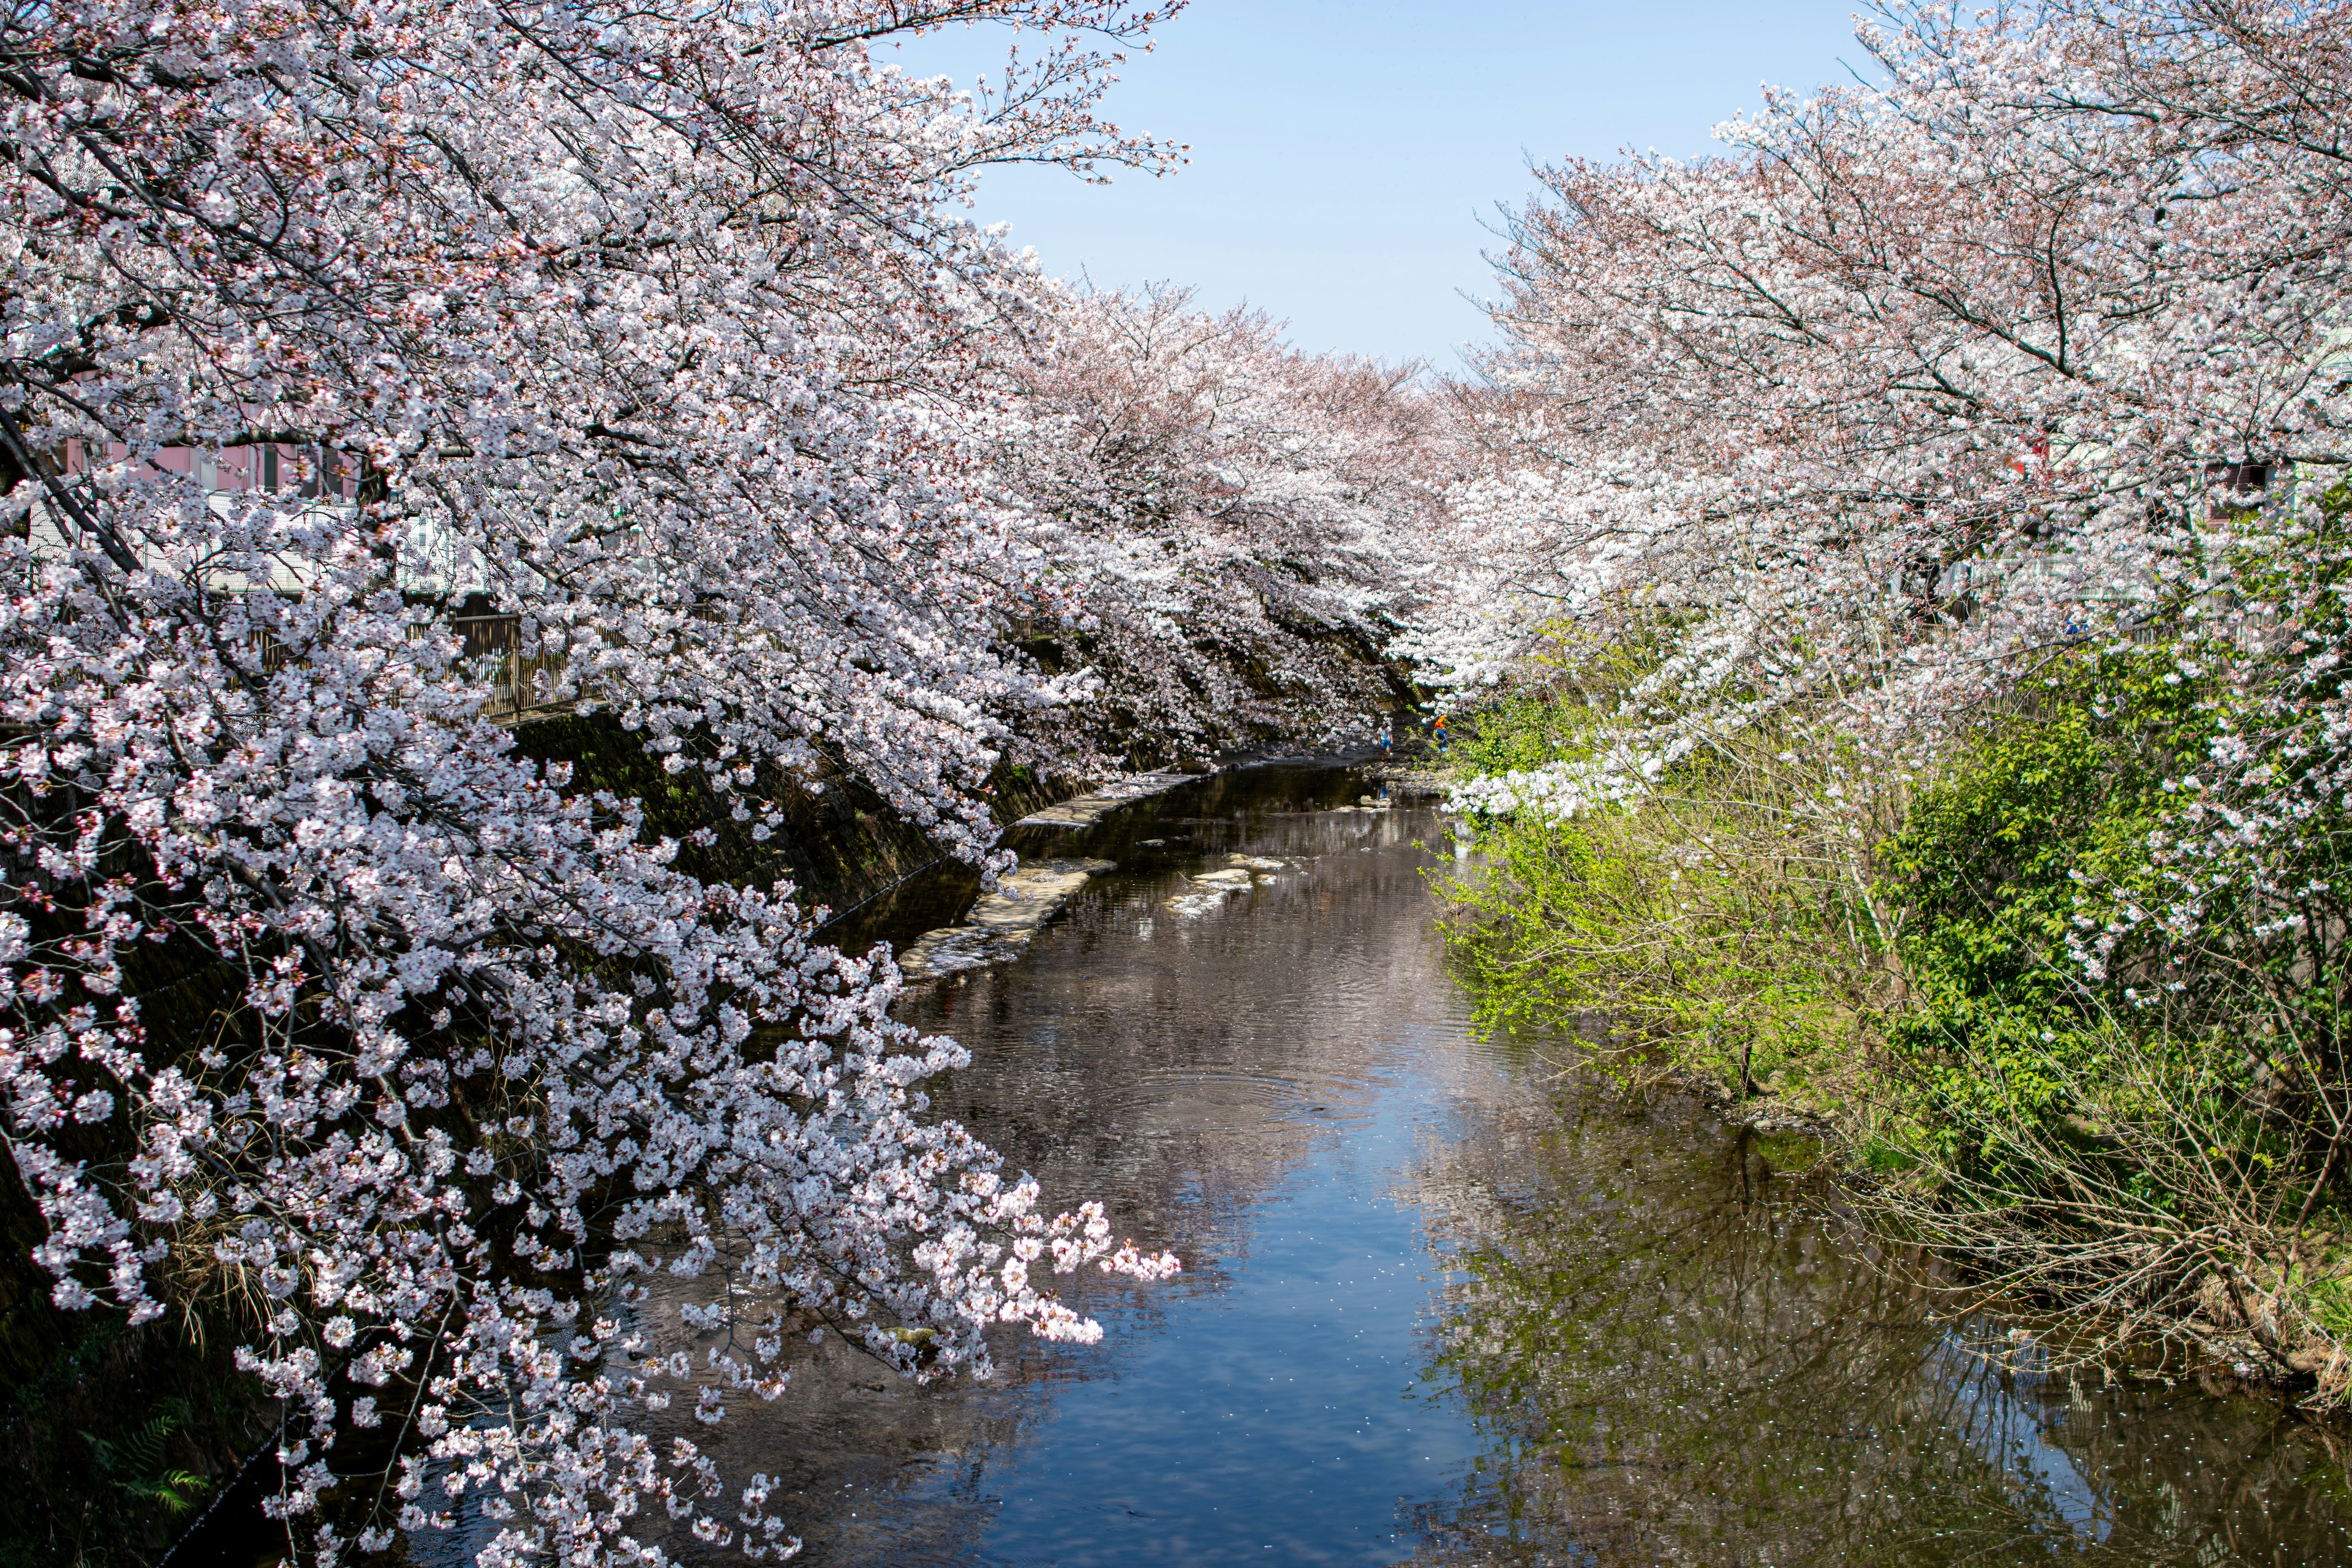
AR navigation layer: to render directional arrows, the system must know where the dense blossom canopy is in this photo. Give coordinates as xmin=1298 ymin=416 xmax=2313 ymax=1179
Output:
xmin=998 ymin=285 xmax=1442 ymax=769
xmin=1426 ymin=0 xmax=2352 ymax=963
xmin=0 ymin=0 xmax=1346 ymax=1560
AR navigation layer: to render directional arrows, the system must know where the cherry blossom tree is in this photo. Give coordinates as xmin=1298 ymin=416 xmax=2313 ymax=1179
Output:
xmin=991 ymin=284 xmax=1443 ymax=771
xmin=0 ymin=0 xmax=1194 ymax=1561
xmin=1429 ymin=0 xmax=2352 ymax=825
xmin=1423 ymin=0 xmax=2352 ymax=1377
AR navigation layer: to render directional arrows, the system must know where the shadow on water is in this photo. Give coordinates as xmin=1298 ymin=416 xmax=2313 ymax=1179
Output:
xmin=202 ymin=761 xmax=2352 ymax=1566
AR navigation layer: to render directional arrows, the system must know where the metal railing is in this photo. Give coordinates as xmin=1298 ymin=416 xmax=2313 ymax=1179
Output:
xmin=445 ymin=612 xmax=569 ymax=721
xmin=250 ymin=609 xmax=569 ymax=722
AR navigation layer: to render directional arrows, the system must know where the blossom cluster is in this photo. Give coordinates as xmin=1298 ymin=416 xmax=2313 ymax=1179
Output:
xmin=0 ymin=1 xmax=1315 ymax=1561
xmin=1417 ymin=0 xmax=2352 ymax=958
xmin=1442 ymin=756 xmax=1649 ymax=823
xmin=992 ymin=285 xmax=1449 ymax=769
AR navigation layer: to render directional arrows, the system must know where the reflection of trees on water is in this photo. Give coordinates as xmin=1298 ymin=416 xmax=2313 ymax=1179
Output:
xmin=911 ymin=783 xmax=1450 ymax=1291
xmin=1408 ymin=1090 xmax=2352 ymax=1567
xmin=606 ymin=772 xmax=1450 ymax=1562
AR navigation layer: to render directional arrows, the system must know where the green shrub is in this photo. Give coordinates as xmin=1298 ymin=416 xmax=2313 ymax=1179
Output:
xmin=1872 ymin=631 xmax=2352 ymax=1392
xmin=1452 ymin=692 xmax=1596 ymax=778
xmin=1880 ymin=644 xmax=2226 ymax=1153
xmin=1439 ymin=717 xmax=1895 ymax=1112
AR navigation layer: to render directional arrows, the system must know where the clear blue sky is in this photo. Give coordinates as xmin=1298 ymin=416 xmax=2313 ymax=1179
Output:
xmin=898 ymin=3 xmax=1875 ymax=370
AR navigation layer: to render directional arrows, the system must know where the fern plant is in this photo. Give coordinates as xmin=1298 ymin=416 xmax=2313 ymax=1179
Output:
xmin=81 ymin=1401 xmax=212 ymax=1520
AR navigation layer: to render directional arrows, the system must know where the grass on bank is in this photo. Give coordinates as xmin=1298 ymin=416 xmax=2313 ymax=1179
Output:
xmin=1443 ymin=717 xmax=1896 ymax=1118
xmin=1433 ymin=631 xmax=2352 ymax=1402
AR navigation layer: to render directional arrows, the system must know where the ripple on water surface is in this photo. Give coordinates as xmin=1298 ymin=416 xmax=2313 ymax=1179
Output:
xmin=619 ymin=766 xmax=2352 ymax=1567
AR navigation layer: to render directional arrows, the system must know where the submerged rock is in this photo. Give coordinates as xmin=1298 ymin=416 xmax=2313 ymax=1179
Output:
xmin=897 ymin=856 xmax=1117 ymax=981
xmin=1363 ymin=764 xmax=1452 ymax=792
xmin=895 ymin=925 xmax=1023 ymax=980
xmin=1163 ymin=891 xmax=1232 ymax=917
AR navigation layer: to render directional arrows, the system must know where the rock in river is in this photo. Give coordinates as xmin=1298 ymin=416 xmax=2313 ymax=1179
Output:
xmin=1014 ymin=771 xmax=1202 ymax=829
xmin=1163 ymin=891 xmax=1233 ymax=918
xmin=896 ymin=857 xmax=1117 ymax=981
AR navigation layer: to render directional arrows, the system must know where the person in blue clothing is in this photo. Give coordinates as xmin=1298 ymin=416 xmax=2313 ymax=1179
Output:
xmin=1431 ymin=711 xmax=1449 ymax=756
xmin=1378 ymin=720 xmax=1393 ymax=756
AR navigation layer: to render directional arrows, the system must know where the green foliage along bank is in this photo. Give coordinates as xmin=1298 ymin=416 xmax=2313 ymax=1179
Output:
xmin=1436 ymin=627 xmax=2352 ymax=1404
xmin=1438 ymin=635 xmax=1901 ymax=1124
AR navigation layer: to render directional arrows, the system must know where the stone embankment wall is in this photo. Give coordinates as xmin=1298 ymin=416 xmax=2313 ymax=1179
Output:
xmin=505 ymin=712 xmax=1082 ymax=919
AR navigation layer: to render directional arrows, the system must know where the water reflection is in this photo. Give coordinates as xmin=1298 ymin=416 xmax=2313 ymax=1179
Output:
xmin=624 ymin=768 xmax=2352 ymax=1566
xmin=1411 ymin=1085 xmax=2352 ymax=1565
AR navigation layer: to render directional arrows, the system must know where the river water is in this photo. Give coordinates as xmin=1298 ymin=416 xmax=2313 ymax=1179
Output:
xmin=703 ymin=761 xmax=2352 ymax=1567
xmin=179 ymin=761 xmax=2352 ymax=1567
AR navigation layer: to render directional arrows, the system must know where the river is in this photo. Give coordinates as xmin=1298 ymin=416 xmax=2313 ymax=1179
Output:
xmin=177 ymin=760 xmax=2352 ymax=1567
xmin=682 ymin=761 xmax=2352 ymax=1567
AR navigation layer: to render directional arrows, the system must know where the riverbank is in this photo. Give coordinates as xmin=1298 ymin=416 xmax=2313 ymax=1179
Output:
xmin=1426 ymin=680 xmax=2352 ymax=1411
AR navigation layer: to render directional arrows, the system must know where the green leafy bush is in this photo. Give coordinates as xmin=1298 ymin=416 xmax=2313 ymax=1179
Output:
xmin=1439 ymin=705 xmax=1896 ymax=1112
xmin=1881 ymin=644 xmax=2227 ymax=1153
xmin=1872 ymin=629 xmax=2352 ymax=1392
